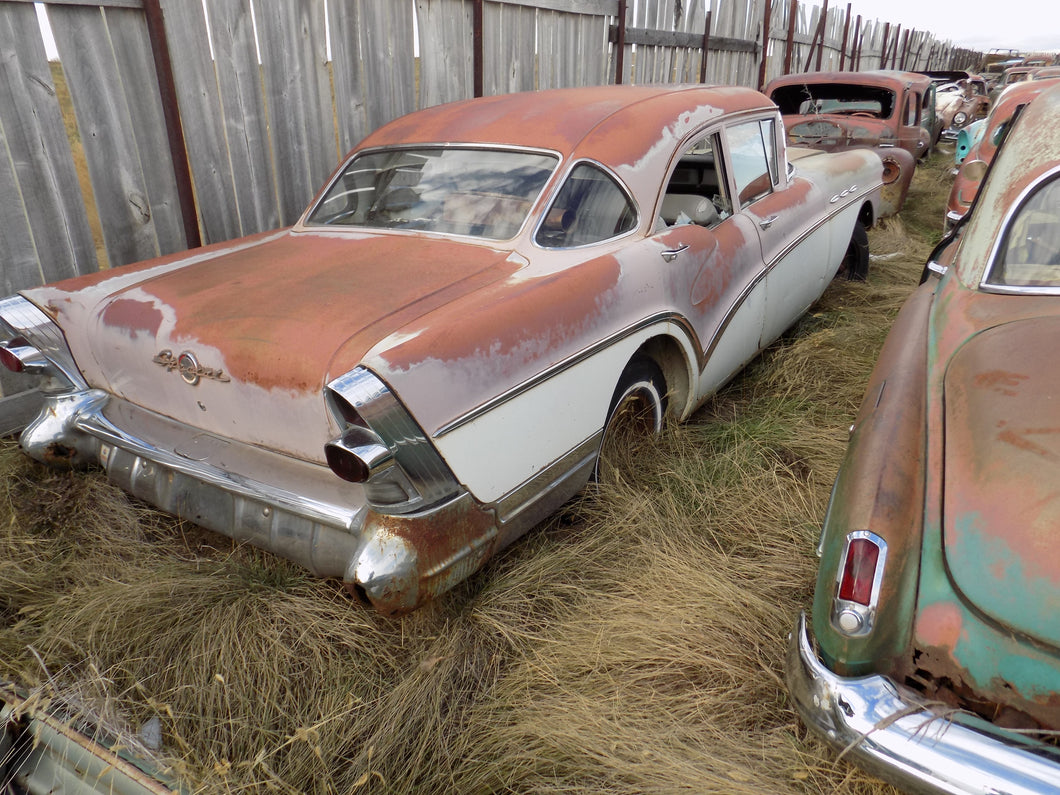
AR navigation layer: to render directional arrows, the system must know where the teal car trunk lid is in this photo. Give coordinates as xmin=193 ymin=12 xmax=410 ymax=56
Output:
xmin=942 ymin=316 xmax=1060 ymax=651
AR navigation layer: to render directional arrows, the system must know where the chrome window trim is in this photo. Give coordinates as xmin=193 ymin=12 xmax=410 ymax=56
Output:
xmin=980 ymin=163 xmax=1060 ymax=295
xmin=530 ymin=157 xmax=641 ymax=250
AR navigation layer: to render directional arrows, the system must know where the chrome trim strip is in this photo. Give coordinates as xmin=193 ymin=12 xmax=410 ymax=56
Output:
xmin=432 ymin=311 xmax=698 ymax=438
xmin=788 ymin=613 xmax=1060 ymax=795
xmin=494 ymin=433 xmax=600 ymax=523
xmin=435 ymin=189 xmax=876 ymax=438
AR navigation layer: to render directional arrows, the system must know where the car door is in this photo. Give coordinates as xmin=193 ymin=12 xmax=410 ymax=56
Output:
xmin=648 ymin=129 xmax=769 ymax=400
xmin=725 ymin=117 xmax=831 ymax=346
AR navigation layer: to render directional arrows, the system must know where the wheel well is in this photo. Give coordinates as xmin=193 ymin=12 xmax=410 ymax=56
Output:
xmin=631 ymin=336 xmax=690 ymax=421
xmin=858 ymin=200 xmax=876 ymax=230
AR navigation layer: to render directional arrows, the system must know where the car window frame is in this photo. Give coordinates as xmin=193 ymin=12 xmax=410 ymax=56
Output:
xmin=531 ymin=158 xmax=641 ymax=251
xmin=981 ymin=163 xmax=1060 ymax=294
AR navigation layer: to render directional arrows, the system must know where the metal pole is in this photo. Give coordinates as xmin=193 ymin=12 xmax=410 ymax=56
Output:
xmin=142 ymin=0 xmax=200 ymax=248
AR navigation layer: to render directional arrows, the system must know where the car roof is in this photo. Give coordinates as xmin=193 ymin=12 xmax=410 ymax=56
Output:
xmin=355 ymin=84 xmax=773 ymax=161
xmin=766 ymin=70 xmax=932 ymax=92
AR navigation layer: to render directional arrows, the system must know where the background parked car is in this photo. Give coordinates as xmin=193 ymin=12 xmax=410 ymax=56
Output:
xmin=789 ymin=80 xmax=1060 ymax=795
xmin=0 ymin=84 xmax=881 ymax=616
xmin=946 ymin=76 xmax=1060 ymax=230
xmin=766 ymin=70 xmax=938 ymax=217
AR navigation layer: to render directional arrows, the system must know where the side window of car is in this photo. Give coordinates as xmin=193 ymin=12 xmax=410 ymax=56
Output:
xmin=535 ymin=163 xmax=637 ymax=248
xmin=989 ymin=175 xmax=1060 ymax=287
xmin=904 ymin=92 xmax=919 ymax=127
xmin=658 ymin=132 xmax=731 ymax=228
xmin=727 ymin=119 xmax=776 ymax=209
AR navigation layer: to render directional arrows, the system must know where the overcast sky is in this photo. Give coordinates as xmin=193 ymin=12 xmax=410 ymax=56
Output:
xmin=845 ymin=0 xmax=1058 ymax=53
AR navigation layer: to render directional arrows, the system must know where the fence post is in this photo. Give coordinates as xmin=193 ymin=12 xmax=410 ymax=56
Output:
xmin=756 ymin=0 xmax=770 ymax=88
xmin=838 ymin=3 xmax=850 ymax=70
xmin=613 ymin=0 xmax=627 ymax=84
xmin=142 ymin=0 xmax=200 ymax=249
xmin=700 ymin=9 xmax=712 ymax=84
xmin=815 ymin=0 xmax=827 ymax=70
xmin=473 ymin=0 xmax=483 ymax=97
xmin=783 ymin=0 xmax=797 ymax=75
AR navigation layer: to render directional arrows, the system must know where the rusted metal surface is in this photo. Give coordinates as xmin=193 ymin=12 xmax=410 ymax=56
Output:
xmin=5 ymin=84 xmax=883 ymax=614
xmin=811 ymin=84 xmax=1060 ymax=750
xmin=946 ymin=77 xmax=1060 ymax=228
xmin=765 ymin=70 xmax=936 ymax=216
xmin=1 ymin=683 xmax=181 ymax=794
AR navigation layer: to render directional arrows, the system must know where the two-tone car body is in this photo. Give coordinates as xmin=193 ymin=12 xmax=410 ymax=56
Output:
xmin=766 ymin=70 xmax=938 ymax=218
xmin=790 ymin=81 xmax=1060 ymax=794
xmin=0 ymin=85 xmax=881 ymax=615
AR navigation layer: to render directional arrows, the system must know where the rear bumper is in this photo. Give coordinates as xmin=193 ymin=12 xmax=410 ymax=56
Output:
xmin=21 ymin=387 xmax=368 ymax=580
xmin=787 ymin=612 xmax=1060 ymax=795
xmin=16 ymin=387 xmax=503 ymax=614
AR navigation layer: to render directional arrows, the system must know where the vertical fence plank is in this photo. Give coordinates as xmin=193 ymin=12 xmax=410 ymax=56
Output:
xmin=415 ymin=0 xmax=473 ymax=107
xmin=49 ymin=4 xmax=181 ymax=267
xmin=482 ymin=1 xmax=535 ymax=95
xmin=0 ymin=2 xmax=95 ymax=292
xmin=255 ymin=0 xmax=334 ymax=225
xmin=360 ymin=0 xmax=416 ymax=130
xmin=205 ymin=0 xmax=281 ymax=235
xmin=160 ymin=0 xmax=240 ymax=244
xmin=329 ymin=0 xmax=369 ymax=151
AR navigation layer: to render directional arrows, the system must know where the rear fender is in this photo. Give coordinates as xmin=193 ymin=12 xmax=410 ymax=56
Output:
xmin=812 ymin=280 xmax=936 ymax=675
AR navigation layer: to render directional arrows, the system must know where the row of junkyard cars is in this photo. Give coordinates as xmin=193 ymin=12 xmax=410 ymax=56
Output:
xmin=2 ymin=71 xmax=1060 ymax=793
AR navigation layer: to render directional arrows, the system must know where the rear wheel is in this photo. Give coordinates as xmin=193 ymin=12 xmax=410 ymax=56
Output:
xmin=839 ymin=220 xmax=869 ymax=281
xmin=595 ymin=357 xmax=667 ymax=483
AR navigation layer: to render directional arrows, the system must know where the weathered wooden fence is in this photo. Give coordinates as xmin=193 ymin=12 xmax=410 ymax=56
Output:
xmin=0 ymin=0 xmax=976 ymax=378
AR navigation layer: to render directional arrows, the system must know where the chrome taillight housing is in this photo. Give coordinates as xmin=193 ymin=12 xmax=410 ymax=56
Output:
xmin=830 ymin=530 xmax=888 ymax=637
xmin=324 ymin=367 xmax=460 ymax=514
xmin=0 ymin=296 xmax=87 ymax=393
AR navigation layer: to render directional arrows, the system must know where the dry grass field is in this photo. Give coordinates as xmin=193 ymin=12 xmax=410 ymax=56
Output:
xmin=0 ymin=150 xmax=954 ymax=794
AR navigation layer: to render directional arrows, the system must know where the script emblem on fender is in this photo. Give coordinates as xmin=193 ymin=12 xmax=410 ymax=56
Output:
xmin=153 ymin=349 xmax=231 ymax=386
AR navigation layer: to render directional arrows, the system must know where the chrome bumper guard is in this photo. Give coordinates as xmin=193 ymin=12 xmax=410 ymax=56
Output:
xmin=787 ymin=613 xmax=1060 ymax=795
xmin=22 ymin=388 xmax=369 ymax=580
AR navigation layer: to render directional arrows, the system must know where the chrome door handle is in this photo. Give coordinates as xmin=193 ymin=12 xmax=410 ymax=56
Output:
xmin=759 ymin=214 xmax=779 ymax=229
xmin=661 ymin=244 xmax=689 ymax=262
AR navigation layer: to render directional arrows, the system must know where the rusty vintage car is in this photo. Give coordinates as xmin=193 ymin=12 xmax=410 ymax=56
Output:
xmin=765 ymin=70 xmax=937 ymax=218
xmin=931 ymin=74 xmax=990 ymax=140
xmin=788 ymin=81 xmax=1060 ymax=793
xmin=946 ymin=77 xmax=1060 ymax=231
xmin=0 ymin=85 xmax=881 ymax=615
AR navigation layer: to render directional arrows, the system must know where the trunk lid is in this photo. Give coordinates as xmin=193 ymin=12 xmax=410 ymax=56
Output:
xmin=942 ymin=316 xmax=1060 ymax=649
xmin=26 ymin=230 xmax=519 ymax=461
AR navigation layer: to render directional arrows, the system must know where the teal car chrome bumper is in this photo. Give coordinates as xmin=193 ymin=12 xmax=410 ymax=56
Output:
xmin=787 ymin=613 xmax=1060 ymax=795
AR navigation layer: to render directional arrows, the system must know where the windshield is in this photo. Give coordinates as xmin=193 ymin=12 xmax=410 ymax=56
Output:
xmin=307 ymin=147 xmax=558 ymax=239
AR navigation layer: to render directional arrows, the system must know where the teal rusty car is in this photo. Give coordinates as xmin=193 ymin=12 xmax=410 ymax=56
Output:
xmin=788 ymin=81 xmax=1060 ymax=793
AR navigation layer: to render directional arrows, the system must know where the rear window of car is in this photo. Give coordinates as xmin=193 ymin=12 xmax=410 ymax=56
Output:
xmin=534 ymin=162 xmax=638 ymax=248
xmin=306 ymin=147 xmax=558 ymax=240
xmin=987 ymin=174 xmax=1060 ymax=288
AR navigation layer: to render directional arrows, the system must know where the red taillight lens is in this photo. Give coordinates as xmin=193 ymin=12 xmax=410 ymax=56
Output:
xmin=0 ymin=346 xmax=24 ymax=372
xmin=325 ymin=443 xmax=370 ymax=483
xmin=838 ymin=538 xmax=880 ymax=605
